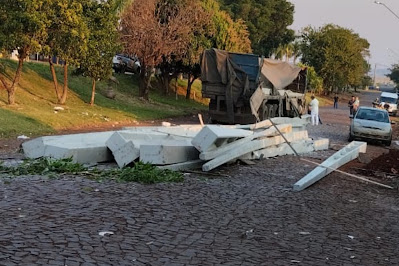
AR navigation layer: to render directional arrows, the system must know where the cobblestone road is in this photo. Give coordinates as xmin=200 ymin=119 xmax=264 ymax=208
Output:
xmin=1 ymin=91 xmax=399 ymax=265
xmin=1 ymin=155 xmax=399 ymax=265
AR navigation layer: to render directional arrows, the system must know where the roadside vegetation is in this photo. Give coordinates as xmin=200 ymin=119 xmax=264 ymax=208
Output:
xmin=0 ymin=158 xmax=184 ymax=184
xmin=0 ymin=59 xmax=206 ymax=138
xmin=0 ymin=0 xmax=388 ymax=140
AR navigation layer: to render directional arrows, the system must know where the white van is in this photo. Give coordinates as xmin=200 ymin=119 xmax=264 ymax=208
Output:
xmin=380 ymin=92 xmax=398 ymax=116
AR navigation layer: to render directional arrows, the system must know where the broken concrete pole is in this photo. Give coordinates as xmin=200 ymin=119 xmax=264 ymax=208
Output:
xmin=251 ymin=139 xmax=314 ymax=160
xmin=271 ymin=116 xmax=310 ymax=131
xmin=157 ymin=160 xmax=204 ymax=171
xmin=122 ymin=125 xmax=202 ymax=138
xmin=112 ymin=140 xmax=140 ymax=168
xmin=202 ymin=130 xmax=309 ymax=171
xmin=200 ymin=124 xmax=292 ymax=161
xmin=106 ymin=130 xmax=188 ymax=168
xmin=22 ymin=137 xmax=49 ymax=159
xmin=234 ymin=119 xmax=273 ymax=130
xmin=313 ymin=138 xmax=329 ymax=151
xmin=44 ymin=144 xmax=114 ymax=164
xmin=192 ymin=125 xmax=253 ymax=153
xmin=106 ymin=131 xmax=170 ymax=152
xmin=155 ymin=125 xmax=203 ymax=138
xmin=140 ymin=140 xmax=199 ymax=165
xmin=293 ymin=141 xmax=367 ymax=191
xmin=22 ymin=131 xmax=115 ymax=164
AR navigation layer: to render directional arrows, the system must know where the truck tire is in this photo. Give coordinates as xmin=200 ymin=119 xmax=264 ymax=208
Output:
xmin=267 ymin=104 xmax=277 ymax=118
xmin=260 ymin=105 xmax=269 ymax=120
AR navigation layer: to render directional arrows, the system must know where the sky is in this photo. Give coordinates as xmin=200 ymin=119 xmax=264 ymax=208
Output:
xmin=288 ymin=0 xmax=399 ymax=73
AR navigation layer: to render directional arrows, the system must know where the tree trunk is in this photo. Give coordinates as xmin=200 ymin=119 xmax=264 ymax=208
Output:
xmin=144 ymin=69 xmax=151 ymax=100
xmin=59 ymin=62 xmax=69 ymax=104
xmin=7 ymin=89 xmax=15 ymax=105
xmin=139 ymin=67 xmax=146 ymax=98
xmin=186 ymin=74 xmax=195 ymax=100
xmin=139 ymin=66 xmax=151 ymax=100
xmin=1 ymin=56 xmax=25 ymax=105
xmin=49 ymin=58 xmax=61 ymax=101
xmin=90 ymin=78 xmax=96 ymax=106
xmin=163 ymin=71 xmax=169 ymax=95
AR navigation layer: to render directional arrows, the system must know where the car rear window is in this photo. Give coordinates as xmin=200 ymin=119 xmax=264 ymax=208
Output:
xmin=356 ymin=109 xmax=389 ymax=123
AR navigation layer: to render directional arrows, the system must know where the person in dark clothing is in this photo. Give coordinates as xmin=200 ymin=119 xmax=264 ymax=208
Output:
xmin=333 ymin=94 xmax=339 ymax=109
xmin=348 ymin=96 xmax=355 ymax=116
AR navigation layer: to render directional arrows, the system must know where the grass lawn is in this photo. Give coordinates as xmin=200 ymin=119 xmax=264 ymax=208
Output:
xmin=0 ymin=59 xmax=207 ymax=138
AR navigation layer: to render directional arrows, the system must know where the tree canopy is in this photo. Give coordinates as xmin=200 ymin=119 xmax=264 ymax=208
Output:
xmin=219 ymin=0 xmax=295 ymax=56
xmin=300 ymin=24 xmax=370 ymax=92
xmin=80 ymin=0 xmax=120 ymax=105
xmin=387 ymin=64 xmax=399 ymax=86
xmin=45 ymin=0 xmax=89 ymax=104
xmin=0 ymin=0 xmax=52 ymax=104
xmin=121 ymin=0 xmax=198 ymax=99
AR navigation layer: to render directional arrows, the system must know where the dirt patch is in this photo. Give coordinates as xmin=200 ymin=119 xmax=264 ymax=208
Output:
xmin=365 ymin=149 xmax=399 ymax=174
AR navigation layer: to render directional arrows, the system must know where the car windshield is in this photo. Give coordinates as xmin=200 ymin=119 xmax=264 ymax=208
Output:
xmin=380 ymin=96 xmax=397 ymax=104
xmin=355 ymin=109 xmax=389 ymax=123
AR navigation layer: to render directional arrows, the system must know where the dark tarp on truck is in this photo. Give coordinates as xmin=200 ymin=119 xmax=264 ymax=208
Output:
xmin=200 ymin=48 xmax=307 ymax=124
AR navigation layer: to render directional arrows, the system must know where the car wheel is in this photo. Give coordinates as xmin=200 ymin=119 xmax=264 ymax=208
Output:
xmin=348 ymin=132 xmax=354 ymax=142
xmin=384 ymin=139 xmax=392 ymax=146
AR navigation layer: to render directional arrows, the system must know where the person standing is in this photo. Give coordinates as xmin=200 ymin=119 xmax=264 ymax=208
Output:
xmin=309 ymin=95 xmax=319 ymax=125
xmin=353 ymin=96 xmax=360 ymax=114
xmin=348 ymin=96 xmax=355 ymax=116
xmin=333 ymin=94 xmax=339 ymax=109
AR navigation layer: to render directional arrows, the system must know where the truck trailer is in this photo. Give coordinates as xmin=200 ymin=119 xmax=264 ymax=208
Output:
xmin=200 ymin=48 xmax=307 ymax=124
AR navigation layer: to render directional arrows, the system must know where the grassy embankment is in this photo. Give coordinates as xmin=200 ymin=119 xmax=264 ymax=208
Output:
xmin=0 ymin=59 xmax=207 ymax=138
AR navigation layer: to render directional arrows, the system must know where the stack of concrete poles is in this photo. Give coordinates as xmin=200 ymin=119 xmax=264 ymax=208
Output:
xmin=22 ymin=115 xmax=330 ymax=171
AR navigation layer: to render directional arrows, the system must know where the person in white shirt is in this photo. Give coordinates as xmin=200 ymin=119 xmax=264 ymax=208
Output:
xmin=309 ymin=95 xmax=319 ymax=125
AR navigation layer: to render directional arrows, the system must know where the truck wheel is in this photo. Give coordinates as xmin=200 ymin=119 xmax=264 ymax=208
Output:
xmin=260 ymin=105 xmax=269 ymax=120
xmin=267 ymin=104 xmax=276 ymax=118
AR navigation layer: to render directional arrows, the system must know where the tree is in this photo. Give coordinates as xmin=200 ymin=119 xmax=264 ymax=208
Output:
xmin=219 ymin=0 xmax=295 ymax=56
xmin=210 ymin=10 xmax=252 ymax=53
xmin=300 ymin=24 xmax=370 ymax=93
xmin=181 ymin=0 xmax=251 ymax=99
xmin=297 ymin=63 xmax=323 ymax=94
xmin=120 ymin=0 xmax=207 ymax=100
xmin=46 ymin=0 xmax=89 ymax=105
xmin=387 ymin=64 xmax=399 ymax=86
xmin=80 ymin=0 xmax=120 ymax=105
xmin=0 ymin=0 xmax=51 ymax=104
xmin=153 ymin=0 xmax=212 ymax=97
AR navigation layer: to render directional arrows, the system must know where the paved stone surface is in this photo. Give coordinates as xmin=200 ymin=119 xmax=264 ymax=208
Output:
xmin=0 ymin=156 xmax=399 ymax=266
xmin=0 ymin=90 xmax=398 ymax=265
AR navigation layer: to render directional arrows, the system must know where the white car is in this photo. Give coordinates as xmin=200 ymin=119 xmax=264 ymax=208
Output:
xmin=349 ymin=106 xmax=393 ymax=146
xmin=379 ymin=92 xmax=398 ymax=116
xmin=112 ymin=55 xmax=141 ymax=74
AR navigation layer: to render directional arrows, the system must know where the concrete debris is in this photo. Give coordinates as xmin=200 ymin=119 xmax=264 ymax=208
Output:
xmin=22 ymin=117 xmax=329 ymax=172
xmin=191 ymin=125 xmax=253 ymax=153
xmin=22 ymin=131 xmax=115 ymax=164
xmin=140 ymin=140 xmax=198 ymax=165
xmin=293 ymin=141 xmax=367 ymax=191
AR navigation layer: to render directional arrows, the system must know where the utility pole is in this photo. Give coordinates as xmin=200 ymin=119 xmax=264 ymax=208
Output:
xmin=373 ymin=63 xmax=377 ymax=87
